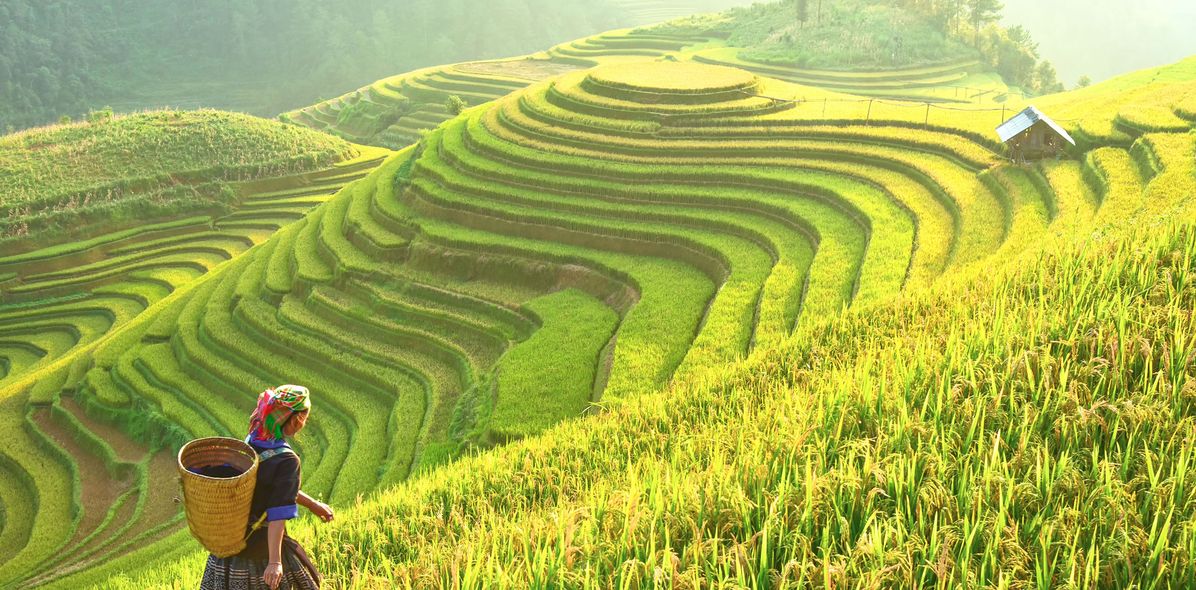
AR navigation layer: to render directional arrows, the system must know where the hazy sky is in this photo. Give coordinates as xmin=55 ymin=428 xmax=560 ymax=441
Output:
xmin=1002 ymin=0 xmax=1196 ymax=86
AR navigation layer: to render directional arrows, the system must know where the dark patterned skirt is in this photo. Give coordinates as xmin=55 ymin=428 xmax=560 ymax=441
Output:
xmin=199 ymin=537 xmax=321 ymax=590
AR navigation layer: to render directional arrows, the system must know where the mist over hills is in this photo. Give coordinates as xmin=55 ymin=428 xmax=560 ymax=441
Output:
xmin=1003 ymin=0 xmax=1196 ymax=86
xmin=6 ymin=0 xmax=1186 ymax=132
xmin=0 ymin=0 xmax=629 ymax=132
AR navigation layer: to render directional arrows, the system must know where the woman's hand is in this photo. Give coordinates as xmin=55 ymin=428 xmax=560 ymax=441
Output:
xmin=263 ymin=561 xmax=283 ymax=589
xmin=309 ymin=500 xmax=334 ymax=523
xmin=266 ymin=521 xmax=286 ymax=588
xmin=298 ymin=490 xmax=333 ymax=523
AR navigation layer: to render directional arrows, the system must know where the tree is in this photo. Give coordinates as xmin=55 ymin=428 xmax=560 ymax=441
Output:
xmin=797 ymin=0 xmax=810 ymax=27
xmin=33 ymin=66 xmax=59 ymax=101
xmin=967 ymin=0 xmax=1004 ymax=48
xmin=445 ymin=95 xmax=467 ymax=116
xmin=1077 ymin=75 xmax=1092 ymax=88
xmin=370 ymin=9 xmax=396 ymax=61
xmin=0 ymin=56 xmax=11 ymax=95
xmin=921 ymin=0 xmax=962 ymax=32
xmin=988 ymin=25 xmax=1037 ymax=89
xmin=1005 ymin=25 xmax=1036 ymax=55
xmin=1034 ymin=61 xmax=1063 ymax=95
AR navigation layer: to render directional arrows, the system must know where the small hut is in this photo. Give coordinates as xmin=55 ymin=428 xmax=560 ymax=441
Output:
xmin=996 ymin=106 xmax=1075 ymax=162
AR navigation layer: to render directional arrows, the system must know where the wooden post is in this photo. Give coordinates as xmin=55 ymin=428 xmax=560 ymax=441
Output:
xmin=822 ymin=97 xmax=827 ymax=118
xmin=866 ymin=99 xmax=873 ymax=125
xmin=924 ymin=103 xmax=931 ymax=128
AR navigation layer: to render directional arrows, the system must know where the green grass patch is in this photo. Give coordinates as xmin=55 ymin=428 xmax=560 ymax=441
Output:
xmin=0 ymin=109 xmax=354 ymax=251
xmin=489 ymin=289 xmax=617 ymax=440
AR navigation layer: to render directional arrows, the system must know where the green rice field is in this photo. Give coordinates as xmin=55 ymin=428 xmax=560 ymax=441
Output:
xmin=1 ymin=2 xmax=1195 ymax=588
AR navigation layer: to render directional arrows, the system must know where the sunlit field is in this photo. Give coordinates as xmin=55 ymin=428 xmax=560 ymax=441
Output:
xmin=1 ymin=1 xmax=1194 ymax=588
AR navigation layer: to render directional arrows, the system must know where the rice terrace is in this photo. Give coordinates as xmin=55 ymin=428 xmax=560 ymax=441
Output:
xmin=1 ymin=0 xmax=1195 ymax=588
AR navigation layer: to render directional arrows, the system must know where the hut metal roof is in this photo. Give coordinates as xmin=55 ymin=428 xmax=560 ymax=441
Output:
xmin=996 ymin=106 xmax=1075 ymax=145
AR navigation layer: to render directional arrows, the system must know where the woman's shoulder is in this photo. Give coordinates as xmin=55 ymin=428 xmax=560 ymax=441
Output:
xmin=272 ymin=449 xmax=301 ymax=467
xmin=259 ymin=448 xmax=301 ymax=475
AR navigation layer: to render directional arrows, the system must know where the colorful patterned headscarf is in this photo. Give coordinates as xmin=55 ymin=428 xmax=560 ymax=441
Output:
xmin=249 ymin=384 xmax=311 ymax=442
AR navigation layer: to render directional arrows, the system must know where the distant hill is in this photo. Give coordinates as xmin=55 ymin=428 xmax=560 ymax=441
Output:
xmin=713 ymin=0 xmax=1064 ymax=94
xmin=723 ymin=0 xmax=977 ymax=69
xmin=0 ymin=110 xmax=355 ymax=251
xmin=0 ymin=0 xmax=631 ymax=132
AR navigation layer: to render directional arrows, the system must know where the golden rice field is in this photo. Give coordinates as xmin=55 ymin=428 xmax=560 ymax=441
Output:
xmin=1 ymin=11 xmax=1195 ymax=590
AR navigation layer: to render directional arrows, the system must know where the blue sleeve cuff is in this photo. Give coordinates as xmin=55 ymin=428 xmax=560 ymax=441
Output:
xmin=266 ymin=504 xmax=299 ymax=522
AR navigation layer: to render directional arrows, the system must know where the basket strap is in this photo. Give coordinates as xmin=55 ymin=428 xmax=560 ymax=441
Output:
xmin=259 ymin=447 xmax=294 ymax=462
xmin=246 ymin=511 xmax=269 ymax=540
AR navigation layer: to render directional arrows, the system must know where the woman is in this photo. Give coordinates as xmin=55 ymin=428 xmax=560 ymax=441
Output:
xmin=200 ymin=385 xmax=335 ymax=590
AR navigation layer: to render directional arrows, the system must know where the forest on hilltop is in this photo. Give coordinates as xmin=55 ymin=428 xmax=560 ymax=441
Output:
xmin=726 ymin=0 xmax=1063 ymax=93
xmin=0 ymin=0 xmax=628 ymax=132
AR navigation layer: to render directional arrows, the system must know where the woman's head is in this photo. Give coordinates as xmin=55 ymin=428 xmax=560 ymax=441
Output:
xmin=248 ymin=384 xmax=312 ymax=441
xmin=282 ymin=408 xmax=309 ymax=437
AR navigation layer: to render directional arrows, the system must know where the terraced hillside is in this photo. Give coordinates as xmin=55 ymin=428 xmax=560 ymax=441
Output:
xmin=545 ymin=26 xmax=728 ymax=65
xmin=280 ymin=24 xmax=731 ymax=149
xmin=0 ymin=151 xmax=386 ymax=380
xmin=0 ymin=110 xmax=359 ymax=252
xmin=286 ymin=17 xmax=1019 ymax=152
xmin=611 ymin=0 xmax=755 ymax=24
xmin=0 ymin=111 xmax=389 ymax=386
xmin=23 ymin=51 xmax=1196 ymax=587
xmin=283 ymin=60 xmax=577 ymax=149
xmin=0 ymin=164 xmax=393 ymax=589
xmin=692 ymin=48 xmax=1008 ymax=103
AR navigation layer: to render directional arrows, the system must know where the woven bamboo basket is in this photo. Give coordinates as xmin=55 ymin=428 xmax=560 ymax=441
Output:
xmin=177 ymin=437 xmax=259 ymax=557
